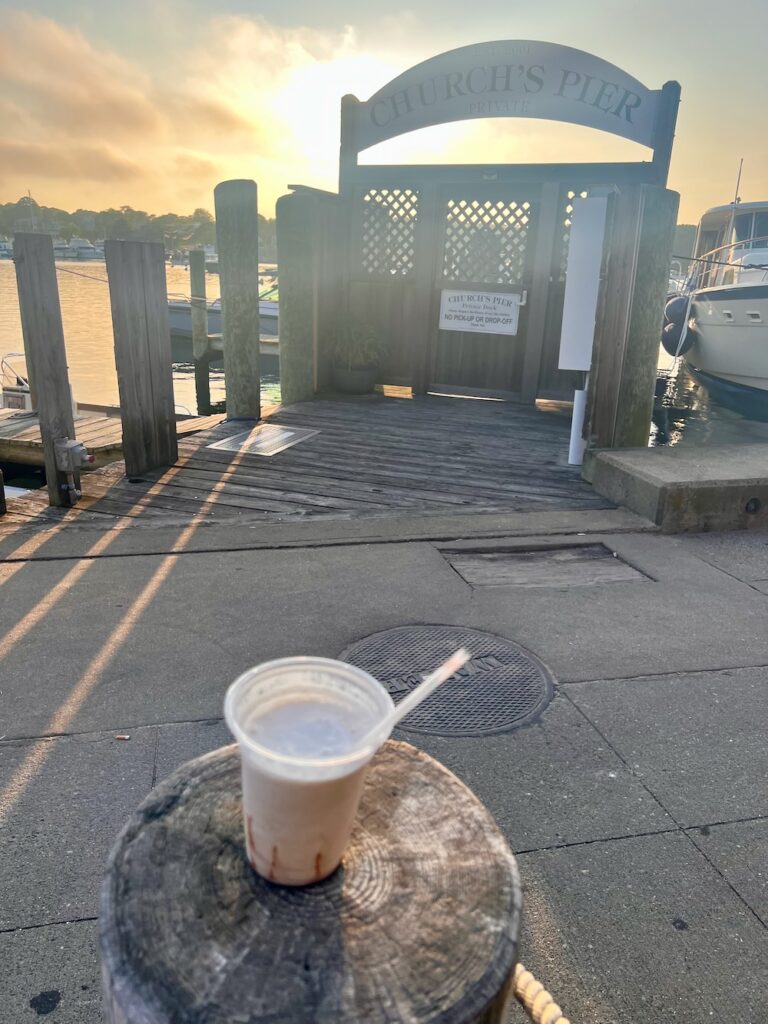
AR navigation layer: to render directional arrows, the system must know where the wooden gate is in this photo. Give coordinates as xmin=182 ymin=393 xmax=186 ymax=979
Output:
xmin=427 ymin=185 xmax=539 ymax=396
xmin=334 ymin=40 xmax=679 ymax=405
xmin=347 ymin=181 xmax=546 ymax=397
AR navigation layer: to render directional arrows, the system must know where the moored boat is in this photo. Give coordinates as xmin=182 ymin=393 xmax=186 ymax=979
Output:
xmin=663 ymin=201 xmax=768 ymax=392
xmin=167 ymin=283 xmax=279 ymax=339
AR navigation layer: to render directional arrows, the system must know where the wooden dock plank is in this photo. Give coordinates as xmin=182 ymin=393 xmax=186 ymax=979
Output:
xmin=4 ymin=396 xmax=610 ymax=525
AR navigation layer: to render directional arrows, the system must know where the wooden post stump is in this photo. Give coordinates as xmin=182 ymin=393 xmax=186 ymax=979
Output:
xmin=189 ymin=249 xmax=211 ymax=415
xmin=13 ymin=233 xmax=80 ymax=506
xmin=105 ymin=240 xmax=178 ymax=478
xmin=214 ymin=179 xmax=261 ymax=420
xmin=100 ymin=741 xmax=521 ymax=1024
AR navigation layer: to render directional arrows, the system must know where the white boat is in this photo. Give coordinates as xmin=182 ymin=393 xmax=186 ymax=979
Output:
xmin=0 ymin=353 xmax=33 ymax=411
xmin=0 ymin=239 xmax=13 ymax=260
xmin=663 ymin=202 xmax=768 ymax=392
xmin=167 ymin=277 xmax=279 ymax=340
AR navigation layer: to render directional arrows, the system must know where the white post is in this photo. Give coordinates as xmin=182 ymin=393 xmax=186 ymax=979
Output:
xmin=558 ymin=195 xmax=609 ymax=464
xmin=568 ymin=375 xmax=589 ymax=465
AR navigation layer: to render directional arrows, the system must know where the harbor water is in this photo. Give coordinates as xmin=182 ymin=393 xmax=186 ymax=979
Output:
xmin=2 ymin=258 xmax=767 ymax=446
xmin=653 ymin=351 xmax=768 ymax=447
xmin=0 ymin=260 xmax=280 ymax=413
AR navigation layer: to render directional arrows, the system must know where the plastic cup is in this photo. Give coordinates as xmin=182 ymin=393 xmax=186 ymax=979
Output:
xmin=224 ymin=656 xmax=394 ymax=886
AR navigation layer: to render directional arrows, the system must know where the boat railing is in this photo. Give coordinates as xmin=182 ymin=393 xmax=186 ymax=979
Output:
xmin=688 ymin=234 xmax=768 ymax=289
xmin=1 ymin=352 xmax=30 ymax=391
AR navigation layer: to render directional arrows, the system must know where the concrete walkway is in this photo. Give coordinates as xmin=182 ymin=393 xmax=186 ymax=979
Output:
xmin=1 ymin=509 xmax=767 ymax=1022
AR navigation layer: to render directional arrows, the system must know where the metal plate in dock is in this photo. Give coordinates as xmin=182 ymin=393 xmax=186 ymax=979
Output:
xmin=341 ymin=625 xmax=554 ymax=736
xmin=441 ymin=543 xmax=648 ymax=588
xmin=206 ymin=424 xmax=318 ymax=457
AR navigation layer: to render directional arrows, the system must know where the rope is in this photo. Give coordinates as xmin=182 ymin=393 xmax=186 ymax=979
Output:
xmin=55 ymin=265 xmax=109 ymax=283
xmin=513 ymin=963 xmax=571 ymax=1024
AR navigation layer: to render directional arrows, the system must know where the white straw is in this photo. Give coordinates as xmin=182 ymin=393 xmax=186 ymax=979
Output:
xmin=360 ymin=647 xmax=471 ymax=748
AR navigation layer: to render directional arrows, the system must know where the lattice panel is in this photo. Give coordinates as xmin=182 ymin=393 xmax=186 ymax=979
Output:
xmin=360 ymin=189 xmax=419 ymax=276
xmin=442 ymin=199 xmax=532 ymax=285
xmin=559 ymin=189 xmax=589 ymax=281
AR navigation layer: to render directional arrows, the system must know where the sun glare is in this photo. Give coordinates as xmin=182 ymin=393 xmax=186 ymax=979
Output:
xmin=271 ymin=52 xmax=398 ymax=168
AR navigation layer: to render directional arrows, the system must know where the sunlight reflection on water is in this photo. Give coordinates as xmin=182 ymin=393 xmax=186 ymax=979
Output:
xmin=0 ymin=259 xmax=279 ymax=411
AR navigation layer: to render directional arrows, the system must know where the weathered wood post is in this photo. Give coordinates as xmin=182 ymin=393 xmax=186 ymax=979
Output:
xmin=587 ymin=184 xmax=679 ymax=449
xmin=214 ymin=180 xmax=261 ymax=419
xmin=13 ymin=232 xmax=80 ymax=506
xmin=277 ymin=186 xmax=347 ymax=401
xmin=276 ymin=190 xmax=316 ymax=404
xmin=189 ymin=249 xmax=211 ymax=415
xmin=105 ymin=240 xmax=178 ymax=478
xmin=0 ymin=468 xmax=6 ymax=516
xmin=100 ymin=742 xmax=522 ymax=1024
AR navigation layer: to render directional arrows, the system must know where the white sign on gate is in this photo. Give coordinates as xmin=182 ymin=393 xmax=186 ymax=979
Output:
xmin=439 ymin=289 xmax=522 ymax=335
xmin=558 ymin=195 xmax=609 ymax=371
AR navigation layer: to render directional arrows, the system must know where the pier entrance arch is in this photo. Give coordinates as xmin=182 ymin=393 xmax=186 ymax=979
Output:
xmin=337 ymin=40 xmax=679 ymax=400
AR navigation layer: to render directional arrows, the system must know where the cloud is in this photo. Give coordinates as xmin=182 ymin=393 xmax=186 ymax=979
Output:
xmin=0 ymin=12 xmax=162 ymax=137
xmin=0 ymin=9 xmax=517 ymax=215
xmin=0 ymin=138 xmax=142 ymax=181
xmin=0 ymin=11 xmax=263 ymax=211
xmin=164 ymin=95 xmax=259 ymax=139
xmin=171 ymin=150 xmax=221 ymax=179
xmin=175 ymin=15 xmax=400 ymax=202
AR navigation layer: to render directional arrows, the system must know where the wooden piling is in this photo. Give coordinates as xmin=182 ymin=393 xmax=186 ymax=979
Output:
xmin=13 ymin=232 xmax=79 ymax=507
xmin=589 ymin=185 xmax=679 ymax=448
xmin=214 ymin=180 xmax=261 ymax=419
xmin=0 ymin=468 xmax=6 ymax=516
xmin=276 ymin=191 xmax=315 ymax=404
xmin=105 ymin=240 xmax=178 ymax=478
xmin=189 ymin=250 xmax=211 ymax=415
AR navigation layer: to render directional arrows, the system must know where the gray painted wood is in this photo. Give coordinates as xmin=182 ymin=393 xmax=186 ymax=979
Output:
xmin=105 ymin=240 xmax=178 ymax=478
xmin=443 ymin=543 xmax=647 ymax=588
xmin=101 ymin=741 xmax=521 ymax=1024
xmin=13 ymin=233 xmax=79 ymax=506
xmin=214 ymin=179 xmax=261 ymax=419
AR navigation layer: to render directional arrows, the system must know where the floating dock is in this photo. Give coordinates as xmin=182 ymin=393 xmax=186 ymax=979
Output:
xmin=0 ymin=407 xmax=225 ymax=469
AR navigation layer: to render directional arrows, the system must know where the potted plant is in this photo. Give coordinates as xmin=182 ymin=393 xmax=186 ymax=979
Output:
xmin=330 ymin=322 xmax=382 ymax=395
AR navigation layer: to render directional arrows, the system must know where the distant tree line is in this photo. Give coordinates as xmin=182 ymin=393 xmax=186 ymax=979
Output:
xmin=0 ymin=196 xmax=277 ymax=259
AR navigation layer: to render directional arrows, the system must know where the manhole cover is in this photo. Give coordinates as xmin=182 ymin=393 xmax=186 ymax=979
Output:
xmin=340 ymin=625 xmax=555 ymax=737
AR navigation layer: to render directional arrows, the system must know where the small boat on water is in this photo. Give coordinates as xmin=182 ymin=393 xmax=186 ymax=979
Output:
xmin=167 ymin=280 xmax=279 ymax=339
xmin=167 ymin=273 xmax=280 ymax=369
xmin=663 ymin=201 xmax=768 ymax=392
xmin=0 ymin=352 xmax=33 ymax=411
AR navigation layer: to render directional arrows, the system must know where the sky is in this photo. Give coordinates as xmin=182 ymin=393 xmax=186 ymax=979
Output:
xmin=1 ymin=0 xmax=766 ymax=223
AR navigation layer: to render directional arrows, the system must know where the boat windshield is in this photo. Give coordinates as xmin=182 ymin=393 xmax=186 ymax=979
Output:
xmin=691 ymin=233 xmax=768 ymax=290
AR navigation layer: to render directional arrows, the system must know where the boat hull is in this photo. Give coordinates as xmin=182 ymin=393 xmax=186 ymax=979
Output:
xmin=169 ymin=335 xmax=280 ymax=375
xmin=684 ymin=284 xmax=768 ymax=392
xmin=167 ymin=300 xmax=279 ymax=375
xmin=167 ymin=303 xmax=278 ymax=340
